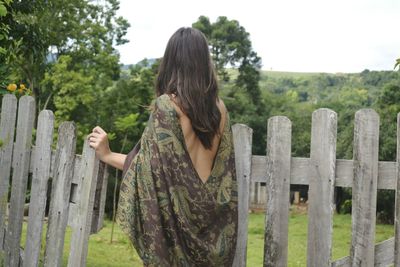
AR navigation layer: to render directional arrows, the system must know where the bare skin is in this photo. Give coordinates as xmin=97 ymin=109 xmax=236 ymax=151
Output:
xmin=88 ymin=95 xmax=227 ymax=183
xmin=168 ymin=94 xmax=227 ymax=183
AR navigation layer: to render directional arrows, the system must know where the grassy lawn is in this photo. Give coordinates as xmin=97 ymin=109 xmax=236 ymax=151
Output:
xmin=2 ymin=206 xmax=394 ymax=266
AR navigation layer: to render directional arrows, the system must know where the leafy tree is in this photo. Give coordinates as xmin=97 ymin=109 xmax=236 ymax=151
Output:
xmin=0 ymin=0 xmax=129 ymax=114
xmin=193 ymin=16 xmax=262 ymax=105
xmin=193 ymin=16 xmax=267 ymax=154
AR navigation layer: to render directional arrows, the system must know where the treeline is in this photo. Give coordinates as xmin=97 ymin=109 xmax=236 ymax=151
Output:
xmin=241 ymin=69 xmax=400 ymax=224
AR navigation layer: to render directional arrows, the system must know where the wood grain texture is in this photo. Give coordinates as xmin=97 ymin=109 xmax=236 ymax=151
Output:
xmin=0 ymin=94 xmax=17 ymax=251
xmin=24 ymin=110 xmax=54 ymax=267
xmin=395 ymin=112 xmax=400 ymax=267
xmin=67 ymin=138 xmax=100 ymax=267
xmin=264 ymin=116 xmax=291 ymax=267
xmin=44 ymin=122 xmax=76 ymax=267
xmin=251 ymin=156 xmax=396 ymax=189
xmin=4 ymin=96 xmax=35 ymax=267
xmin=90 ymin=161 xmax=108 ymax=234
xmin=232 ymin=124 xmax=253 ymax=267
xmin=350 ymin=109 xmax=379 ymax=267
xmin=331 ymin=238 xmax=394 ymax=267
xmin=307 ymin=108 xmax=337 ymax=267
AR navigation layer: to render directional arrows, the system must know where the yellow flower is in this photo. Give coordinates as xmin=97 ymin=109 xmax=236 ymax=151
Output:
xmin=7 ymin=84 xmax=17 ymax=92
xmin=20 ymin=84 xmax=26 ymax=90
xmin=18 ymin=88 xmax=24 ymax=94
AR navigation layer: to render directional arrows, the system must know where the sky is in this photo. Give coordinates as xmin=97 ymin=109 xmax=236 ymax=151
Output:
xmin=116 ymin=0 xmax=400 ymax=73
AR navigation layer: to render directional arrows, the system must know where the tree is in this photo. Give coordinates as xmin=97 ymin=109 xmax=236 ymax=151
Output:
xmin=193 ymin=16 xmax=262 ymax=105
xmin=193 ymin=16 xmax=267 ymax=154
xmin=0 ymin=0 xmax=129 ymax=114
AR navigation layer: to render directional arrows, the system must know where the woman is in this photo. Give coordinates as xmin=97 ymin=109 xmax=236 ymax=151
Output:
xmin=88 ymin=27 xmax=238 ymax=267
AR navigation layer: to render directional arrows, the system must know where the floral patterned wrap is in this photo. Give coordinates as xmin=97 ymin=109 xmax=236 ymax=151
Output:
xmin=116 ymin=94 xmax=238 ymax=267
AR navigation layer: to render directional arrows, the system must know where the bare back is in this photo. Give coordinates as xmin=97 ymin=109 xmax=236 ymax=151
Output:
xmin=168 ymin=94 xmax=227 ymax=183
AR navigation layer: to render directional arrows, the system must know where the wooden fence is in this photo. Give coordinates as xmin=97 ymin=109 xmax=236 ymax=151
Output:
xmin=1 ymin=93 xmax=398 ymax=267
xmin=0 ymin=94 xmax=108 ymax=267
xmin=231 ymin=108 xmax=398 ymax=267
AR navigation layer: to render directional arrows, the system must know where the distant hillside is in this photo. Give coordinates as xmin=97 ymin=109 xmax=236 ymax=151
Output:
xmin=121 ymin=58 xmax=158 ymax=71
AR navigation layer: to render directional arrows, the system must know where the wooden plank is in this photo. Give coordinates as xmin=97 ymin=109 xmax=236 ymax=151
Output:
xmin=24 ymin=110 xmax=54 ymax=267
xmin=67 ymin=155 xmax=81 ymax=228
xmin=331 ymin=256 xmax=350 ymax=267
xmin=307 ymin=108 xmax=337 ymax=266
xmin=90 ymin=162 xmax=108 ymax=234
xmin=251 ymin=156 xmax=396 ymax=189
xmin=350 ymin=109 xmax=379 ymax=267
xmin=395 ymin=112 xmax=400 ymax=266
xmin=4 ymin=95 xmax=35 ymax=267
xmin=331 ymin=238 xmax=394 ymax=267
xmin=0 ymin=94 xmax=17 ymax=251
xmin=67 ymin=138 xmax=100 ymax=267
xmin=252 ymin=156 xmax=309 ymax=185
xmin=374 ymin=237 xmax=394 ymax=266
xmin=232 ymin=124 xmax=253 ymax=267
xmin=44 ymin=122 xmax=76 ymax=267
xmin=264 ymin=116 xmax=291 ymax=267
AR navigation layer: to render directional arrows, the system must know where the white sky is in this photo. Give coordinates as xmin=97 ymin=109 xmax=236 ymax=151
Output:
xmin=116 ymin=0 xmax=400 ymax=73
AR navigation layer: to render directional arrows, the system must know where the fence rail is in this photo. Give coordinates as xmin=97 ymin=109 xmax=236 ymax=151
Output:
xmin=0 ymin=95 xmax=108 ymax=267
xmin=1 ymin=93 xmax=399 ymax=266
xmin=232 ymin=108 xmax=398 ymax=267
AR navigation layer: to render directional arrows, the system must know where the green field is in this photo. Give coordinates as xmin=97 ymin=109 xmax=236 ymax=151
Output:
xmin=1 ymin=207 xmax=394 ymax=267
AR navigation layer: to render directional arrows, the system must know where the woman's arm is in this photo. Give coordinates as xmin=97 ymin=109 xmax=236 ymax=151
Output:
xmin=100 ymin=151 xmax=126 ymax=170
xmin=88 ymin=126 xmax=126 ymax=170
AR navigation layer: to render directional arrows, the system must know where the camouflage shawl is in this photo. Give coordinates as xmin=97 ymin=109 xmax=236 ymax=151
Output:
xmin=116 ymin=94 xmax=238 ymax=267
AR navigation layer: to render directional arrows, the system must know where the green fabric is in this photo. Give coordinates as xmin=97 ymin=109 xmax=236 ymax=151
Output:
xmin=116 ymin=94 xmax=238 ymax=267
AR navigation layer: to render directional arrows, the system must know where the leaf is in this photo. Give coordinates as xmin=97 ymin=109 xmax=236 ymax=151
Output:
xmin=0 ymin=4 xmax=7 ymax=17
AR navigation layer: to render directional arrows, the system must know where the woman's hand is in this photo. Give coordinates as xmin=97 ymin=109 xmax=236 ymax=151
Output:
xmin=88 ymin=126 xmax=111 ymax=161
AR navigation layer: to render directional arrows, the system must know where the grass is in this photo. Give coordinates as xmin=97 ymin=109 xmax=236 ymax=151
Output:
xmin=247 ymin=206 xmax=394 ymax=267
xmin=1 ymin=206 xmax=394 ymax=267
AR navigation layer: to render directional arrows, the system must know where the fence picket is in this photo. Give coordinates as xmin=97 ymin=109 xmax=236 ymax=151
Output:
xmin=307 ymin=108 xmax=337 ymax=266
xmin=1 ymin=93 xmax=399 ymax=267
xmin=44 ymin=122 xmax=76 ymax=267
xmin=91 ymin=161 xmax=108 ymax=233
xmin=0 ymin=94 xmax=17 ymax=251
xmin=67 ymin=138 xmax=100 ymax=267
xmin=24 ymin=110 xmax=54 ymax=267
xmin=350 ymin=109 xmax=379 ymax=267
xmin=395 ymin=112 xmax=400 ymax=266
xmin=232 ymin=124 xmax=253 ymax=267
xmin=5 ymin=95 xmax=36 ymax=267
xmin=264 ymin=116 xmax=291 ymax=267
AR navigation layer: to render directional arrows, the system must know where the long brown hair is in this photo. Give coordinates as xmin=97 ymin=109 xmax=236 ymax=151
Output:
xmin=156 ymin=27 xmax=221 ymax=150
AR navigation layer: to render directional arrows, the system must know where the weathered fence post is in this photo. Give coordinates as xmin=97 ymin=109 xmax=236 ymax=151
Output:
xmin=350 ymin=109 xmax=379 ymax=267
xmin=232 ymin=124 xmax=253 ymax=267
xmin=307 ymin=108 xmax=337 ymax=267
xmin=264 ymin=116 xmax=291 ymax=267
xmin=5 ymin=95 xmax=35 ymax=267
xmin=91 ymin=161 xmax=108 ymax=233
xmin=395 ymin=112 xmax=400 ymax=266
xmin=44 ymin=122 xmax=76 ymax=267
xmin=67 ymin=138 xmax=100 ymax=267
xmin=0 ymin=94 xmax=17 ymax=251
xmin=24 ymin=110 xmax=54 ymax=267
